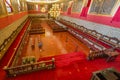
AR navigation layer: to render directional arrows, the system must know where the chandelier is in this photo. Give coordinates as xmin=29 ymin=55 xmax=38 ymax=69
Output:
xmin=49 ymin=4 xmax=60 ymax=18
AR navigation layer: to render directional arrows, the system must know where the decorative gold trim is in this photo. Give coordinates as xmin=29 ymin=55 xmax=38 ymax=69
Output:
xmin=89 ymin=13 xmax=111 ymax=17
xmin=26 ymin=0 xmax=60 ymax=3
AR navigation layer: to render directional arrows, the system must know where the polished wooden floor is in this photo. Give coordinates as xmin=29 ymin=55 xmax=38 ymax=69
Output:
xmin=17 ymin=20 xmax=89 ymax=65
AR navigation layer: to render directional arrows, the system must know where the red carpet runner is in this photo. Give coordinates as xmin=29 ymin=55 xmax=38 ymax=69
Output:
xmin=4 ymin=52 xmax=120 ymax=80
xmin=0 ymin=19 xmax=120 ymax=80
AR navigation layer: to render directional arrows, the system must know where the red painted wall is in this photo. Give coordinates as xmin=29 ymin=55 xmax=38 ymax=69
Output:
xmin=71 ymin=13 xmax=80 ymax=18
xmin=61 ymin=0 xmax=120 ymax=28
xmin=87 ymin=14 xmax=120 ymax=28
xmin=62 ymin=12 xmax=120 ymax=28
xmin=0 ymin=12 xmax=28 ymax=30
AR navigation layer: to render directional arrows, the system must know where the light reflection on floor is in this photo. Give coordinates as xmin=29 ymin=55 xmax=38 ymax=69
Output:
xmin=17 ymin=20 xmax=89 ymax=65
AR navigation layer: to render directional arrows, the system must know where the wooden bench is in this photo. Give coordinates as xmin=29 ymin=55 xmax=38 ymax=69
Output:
xmin=48 ymin=20 xmax=67 ymax=32
xmin=29 ymin=30 xmax=45 ymax=34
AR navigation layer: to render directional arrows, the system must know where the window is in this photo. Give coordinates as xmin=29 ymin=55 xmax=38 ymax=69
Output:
xmin=5 ymin=0 xmax=13 ymax=13
xmin=17 ymin=0 xmax=21 ymax=11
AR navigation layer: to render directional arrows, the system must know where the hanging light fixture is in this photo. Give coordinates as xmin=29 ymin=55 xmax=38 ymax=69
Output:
xmin=41 ymin=7 xmax=46 ymax=12
xmin=49 ymin=3 xmax=60 ymax=18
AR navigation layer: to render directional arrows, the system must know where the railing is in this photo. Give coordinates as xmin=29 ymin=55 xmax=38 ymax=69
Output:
xmin=3 ymin=58 xmax=55 ymax=77
xmin=68 ymin=28 xmax=106 ymax=52
xmin=6 ymin=19 xmax=31 ymax=68
xmin=0 ymin=19 xmax=28 ymax=61
xmin=11 ymin=30 xmax=30 ymax=67
xmin=59 ymin=18 xmax=120 ymax=50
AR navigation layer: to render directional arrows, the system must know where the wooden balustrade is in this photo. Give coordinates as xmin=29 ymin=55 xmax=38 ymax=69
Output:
xmin=68 ymin=28 xmax=106 ymax=52
xmin=6 ymin=19 xmax=30 ymax=67
xmin=0 ymin=19 xmax=28 ymax=61
xmin=86 ymin=30 xmax=102 ymax=39
xmin=87 ymin=47 xmax=120 ymax=61
xmin=3 ymin=58 xmax=55 ymax=77
xmin=87 ymin=50 xmax=106 ymax=60
xmin=100 ymin=35 xmax=120 ymax=48
xmin=0 ymin=30 xmax=17 ymax=52
xmin=58 ymin=18 xmax=120 ymax=61
xmin=11 ymin=30 xmax=30 ymax=66
xmin=59 ymin=18 xmax=120 ymax=51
